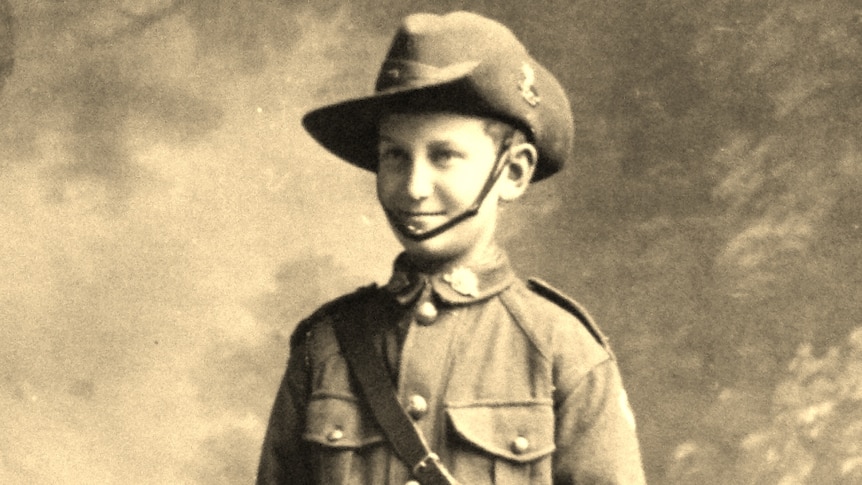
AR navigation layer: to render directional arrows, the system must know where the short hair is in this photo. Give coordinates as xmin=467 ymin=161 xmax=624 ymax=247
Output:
xmin=482 ymin=118 xmax=529 ymax=150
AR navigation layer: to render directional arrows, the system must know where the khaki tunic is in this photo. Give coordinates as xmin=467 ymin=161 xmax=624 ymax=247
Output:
xmin=257 ymin=253 xmax=645 ymax=484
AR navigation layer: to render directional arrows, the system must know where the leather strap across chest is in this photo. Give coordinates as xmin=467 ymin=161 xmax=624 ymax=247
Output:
xmin=330 ymin=291 xmax=461 ymax=485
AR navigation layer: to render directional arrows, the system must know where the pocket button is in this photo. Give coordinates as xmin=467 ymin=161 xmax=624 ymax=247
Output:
xmin=511 ymin=435 xmax=530 ymax=454
xmin=326 ymin=428 xmax=344 ymax=442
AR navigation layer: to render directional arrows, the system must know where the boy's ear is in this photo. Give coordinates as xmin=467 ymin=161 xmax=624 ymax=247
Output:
xmin=499 ymin=142 xmax=538 ymax=201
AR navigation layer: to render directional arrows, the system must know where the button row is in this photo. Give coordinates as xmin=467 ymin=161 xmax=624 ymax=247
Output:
xmin=415 ymin=300 xmax=438 ymax=325
xmin=406 ymin=394 xmax=428 ymax=420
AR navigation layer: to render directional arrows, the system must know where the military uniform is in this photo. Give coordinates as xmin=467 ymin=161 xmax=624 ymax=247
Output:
xmin=259 ymin=10 xmax=646 ymax=484
xmin=257 ymin=251 xmax=645 ymax=484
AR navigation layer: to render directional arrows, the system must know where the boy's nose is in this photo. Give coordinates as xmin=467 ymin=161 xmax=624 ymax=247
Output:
xmin=405 ymin=160 xmax=434 ymax=200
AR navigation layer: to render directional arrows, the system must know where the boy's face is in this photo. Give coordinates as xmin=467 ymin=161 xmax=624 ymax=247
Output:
xmin=376 ymin=112 xmax=504 ymax=263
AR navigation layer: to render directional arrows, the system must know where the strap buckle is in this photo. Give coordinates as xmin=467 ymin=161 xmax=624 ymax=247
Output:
xmin=412 ymin=453 xmax=440 ymax=476
xmin=412 ymin=453 xmax=460 ymax=485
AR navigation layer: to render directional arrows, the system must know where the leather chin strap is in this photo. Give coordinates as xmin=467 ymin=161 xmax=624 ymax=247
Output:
xmin=385 ymin=137 xmax=514 ymax=242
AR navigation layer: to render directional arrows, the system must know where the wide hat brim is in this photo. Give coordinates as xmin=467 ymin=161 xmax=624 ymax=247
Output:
xmin=302 ymin=64 xmax=478 ymax=178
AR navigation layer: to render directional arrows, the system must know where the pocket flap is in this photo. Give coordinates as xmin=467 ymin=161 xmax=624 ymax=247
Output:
xmin=303 ymin=395 xmax=385 ymax=449
xmin=446 ymin=401 xmax=555 ymax=463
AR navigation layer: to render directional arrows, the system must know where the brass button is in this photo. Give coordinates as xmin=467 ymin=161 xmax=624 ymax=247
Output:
xmin=326 ymin=428 xmax=344 ymax=442
xmin=406 ymin=394 xmax=428 ymax=420
xmin=511 ymin=435 xmax=530 ymax=454
xmin=415 ymin=301 xmax=438 ymax=325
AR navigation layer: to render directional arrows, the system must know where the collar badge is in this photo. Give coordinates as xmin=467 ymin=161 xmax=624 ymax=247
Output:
xmin=443 ymin=267 xmax=480 ymax=297
xmin=518 ymin=63 xmax=541 ymax=107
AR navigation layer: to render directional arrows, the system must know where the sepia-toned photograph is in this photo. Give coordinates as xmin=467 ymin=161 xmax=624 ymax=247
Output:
xmin=1 ymin=1 xmax=860 ymax=484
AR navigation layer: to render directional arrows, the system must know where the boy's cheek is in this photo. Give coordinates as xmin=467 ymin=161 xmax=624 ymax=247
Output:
xmin=374 ymin=176 xmax=391 ymax=206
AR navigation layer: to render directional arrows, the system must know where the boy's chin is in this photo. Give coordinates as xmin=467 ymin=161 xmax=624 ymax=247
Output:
xmin=389 ymin=217 xmax=496 ymax=267
xmin=396 ymin=234 xmax=465 ymax=265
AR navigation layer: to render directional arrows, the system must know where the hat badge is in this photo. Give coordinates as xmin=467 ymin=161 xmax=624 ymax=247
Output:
xmin=518 ymin=63 xmax=541 ymax=107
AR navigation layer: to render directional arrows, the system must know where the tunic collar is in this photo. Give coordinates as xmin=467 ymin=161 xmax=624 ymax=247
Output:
xmin=384 ymin=250 xmax=517 ymax=306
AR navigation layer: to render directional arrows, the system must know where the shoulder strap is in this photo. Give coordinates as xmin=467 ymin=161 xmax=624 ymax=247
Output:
xmin=527 ymin=278 xmax=613 ymax=354
xmin=330 ymin=291 xmax=460 ymax=485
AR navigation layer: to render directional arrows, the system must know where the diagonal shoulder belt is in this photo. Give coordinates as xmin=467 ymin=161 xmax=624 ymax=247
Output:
xmin=331 ymin=292 xmax=460 ymax=485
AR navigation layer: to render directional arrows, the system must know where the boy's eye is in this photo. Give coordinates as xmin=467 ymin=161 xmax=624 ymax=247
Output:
xmin=429 ymin=148 xmax=463 ymax=166
xmin=378 ymin=146 xmax=410 ymax=165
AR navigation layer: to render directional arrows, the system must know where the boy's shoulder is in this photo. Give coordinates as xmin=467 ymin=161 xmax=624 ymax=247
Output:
xmin=288 ymin=284 xmax=381 ymax=349
xmin=501 ymin=277 xmax=614 ymax=365
xmin=525 ymin=278 xmax=611 ymax=351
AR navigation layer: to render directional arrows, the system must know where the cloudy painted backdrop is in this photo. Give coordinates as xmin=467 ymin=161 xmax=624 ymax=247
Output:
xmin=1 ymin=1 xmax=860 ymax=483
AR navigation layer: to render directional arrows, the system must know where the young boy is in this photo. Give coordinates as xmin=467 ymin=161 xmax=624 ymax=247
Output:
xmin=257 ymin=11 xmax=645 ymax=485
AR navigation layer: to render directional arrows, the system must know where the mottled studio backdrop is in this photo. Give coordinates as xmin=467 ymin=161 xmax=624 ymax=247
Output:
xmin=1 ymin=1 xmax=860 ymax=484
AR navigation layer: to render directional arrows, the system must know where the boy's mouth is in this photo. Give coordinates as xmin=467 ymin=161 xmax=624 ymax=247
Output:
xmin=393 ymin=209 xmax=447 ymax=236
xmin=383 ymin=202 xmax=481 ymax=242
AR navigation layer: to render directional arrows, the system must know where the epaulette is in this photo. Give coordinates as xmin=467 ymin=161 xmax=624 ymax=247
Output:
xmin=526 ymin=278 xmax=612 ymax=353
xmin=289 ymin=284 xmax=379 ymax=348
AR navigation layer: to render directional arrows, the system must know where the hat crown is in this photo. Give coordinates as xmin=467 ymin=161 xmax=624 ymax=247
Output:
xmin=376 ymin=12 xmax=526 ymax=91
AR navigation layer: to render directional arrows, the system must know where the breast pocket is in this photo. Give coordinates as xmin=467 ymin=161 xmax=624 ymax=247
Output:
xmin=446 ymin=401 xmax=555 ymax=485
xmin=303 ymin=395 xmax=386 ymax=484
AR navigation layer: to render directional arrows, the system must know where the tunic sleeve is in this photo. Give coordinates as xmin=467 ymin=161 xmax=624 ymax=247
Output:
xmin=553 ymin=354 xmax=646 ymax=485
xmin=256 ymin=332 xmax=314 ymax=485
